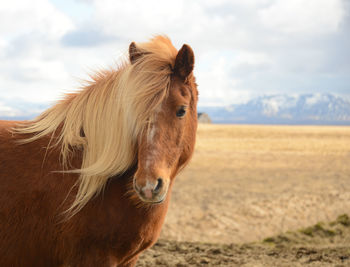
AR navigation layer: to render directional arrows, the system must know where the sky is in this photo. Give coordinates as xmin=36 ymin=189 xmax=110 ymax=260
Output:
xmin=0 ymin=0 xmax=349 ymax=111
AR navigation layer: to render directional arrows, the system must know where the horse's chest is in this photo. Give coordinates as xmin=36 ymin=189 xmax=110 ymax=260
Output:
xmin=75 ymin=187 xmax=170 ymax=263
xmin=121 ymin=207 xmax=166 ymax=244
xmin=106 ymin=206 xmax=167 ymax=263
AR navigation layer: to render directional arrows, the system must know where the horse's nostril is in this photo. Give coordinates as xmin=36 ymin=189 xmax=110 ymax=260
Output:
xmin=153 ymin=178 xmax=163 ymax=194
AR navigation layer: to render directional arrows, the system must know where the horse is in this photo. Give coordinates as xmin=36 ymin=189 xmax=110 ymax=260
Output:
xmin=0 ymin=36 xmax=198 ymax=267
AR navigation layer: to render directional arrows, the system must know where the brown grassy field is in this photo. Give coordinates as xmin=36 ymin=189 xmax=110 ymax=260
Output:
xmin=137 ymin=124 xmax=350 ymax=266
xmin=161 ymin=124 xmax=350 ymax=243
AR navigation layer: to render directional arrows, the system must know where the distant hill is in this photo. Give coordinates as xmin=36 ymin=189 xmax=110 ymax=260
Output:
xmin=199 ymin=94 xmax=350 ymax=125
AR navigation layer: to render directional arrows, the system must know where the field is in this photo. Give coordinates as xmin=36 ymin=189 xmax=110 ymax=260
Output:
xmin=137 ymin=124 xmax=350 ymax=266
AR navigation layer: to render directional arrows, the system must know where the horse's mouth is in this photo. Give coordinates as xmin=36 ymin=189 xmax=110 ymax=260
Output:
xmin=138 ymin=195 xmax=166 ymax=204
xmin=134 ymin=187 xmax=168 ymax=204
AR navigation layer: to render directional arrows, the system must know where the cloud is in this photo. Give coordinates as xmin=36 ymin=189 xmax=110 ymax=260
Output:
xmin=61 ymin=28 xmax=118 ymax=47
xmin=259 ymin=0 xmax=344 ymax=35
xmin=196 ymin=52 xmax=253 ymax=106
xmin=0 ymin=0 xmax=74 ymax=40
xmin=82 ymin=0 xmax=349 ymax=104
xmin=0 ymin=0 xmax=349 ymax=109
xmin=0 ymin=102 xmax=18 ymax=117
xmin=0 ymin=99 xmax=48 ymax=118
xmin=0 ymin=0 xmax=77 ymax=103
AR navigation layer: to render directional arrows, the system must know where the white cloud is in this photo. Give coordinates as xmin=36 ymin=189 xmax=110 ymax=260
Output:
xmin=196 ymin=53 xmax=254 ymax=106
xmin=259 ymin=0 xmax=345 ymax=35
xmin=235 ymin=51 xmax=271 ymax=66
xmin=0 ymin=102 xmax=18 ymax=117
xmin=0 ymin=0 xmax=349 ymax=111
xmin=0 ymin=100 xmax=48 ymax=118
xmin=0 ymin=0 xmax=74 ymax=40
xmin=18 ymin=58 xmax=70 ymax=82
xmin=0 ymin=39 xmax=7 ymax=58
xmin=0 ymin=0 xmax=76 ymax=103
xmin=90 ymin=0 xmax=229 ymax=47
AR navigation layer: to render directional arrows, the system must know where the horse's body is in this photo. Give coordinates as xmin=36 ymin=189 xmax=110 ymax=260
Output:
xmin=0 ymin=121 xmax=168 ymax=266
xmin=0 ymin=36 xmax=198 ymax=266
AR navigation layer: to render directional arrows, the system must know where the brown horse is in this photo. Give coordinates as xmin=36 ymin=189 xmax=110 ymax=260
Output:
xmin=0 ymin=36 xmax=198 ymax=266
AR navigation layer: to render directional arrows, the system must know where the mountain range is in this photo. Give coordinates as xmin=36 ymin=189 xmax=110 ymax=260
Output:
xmin=199 ymin=93 xmax=350 ymax=125
xmin=1 ymin=93 xmax=350 ymax=125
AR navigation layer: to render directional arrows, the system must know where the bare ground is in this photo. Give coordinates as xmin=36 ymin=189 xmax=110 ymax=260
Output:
xmin=137 ymin=215 xmax=350 ymax=266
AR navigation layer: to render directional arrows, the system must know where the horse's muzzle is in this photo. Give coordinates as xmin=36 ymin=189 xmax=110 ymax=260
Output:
xmin=133 ymin=177 xmax=169 ymax=203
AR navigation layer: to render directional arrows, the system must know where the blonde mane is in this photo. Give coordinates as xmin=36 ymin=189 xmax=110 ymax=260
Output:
xmin=14 ymin=36 xmax=178 ymax=216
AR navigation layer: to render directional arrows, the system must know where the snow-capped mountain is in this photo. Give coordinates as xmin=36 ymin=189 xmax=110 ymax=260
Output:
xmin=200 ymin=94 xmax=350 ymax=125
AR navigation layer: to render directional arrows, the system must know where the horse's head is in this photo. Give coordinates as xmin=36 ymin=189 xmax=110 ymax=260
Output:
xmin=131 ymin=42 xmax=198 ymax=204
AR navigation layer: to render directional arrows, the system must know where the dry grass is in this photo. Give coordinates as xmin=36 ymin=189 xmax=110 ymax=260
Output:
xmin=161 ymin=124 xmax=350 ymax=243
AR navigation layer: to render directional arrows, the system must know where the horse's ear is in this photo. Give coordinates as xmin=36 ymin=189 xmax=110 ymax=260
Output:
xmin=129 ymin=42 xmax=143 ymax=64
xmin=174 ymin=44 xmax=194 ymax=80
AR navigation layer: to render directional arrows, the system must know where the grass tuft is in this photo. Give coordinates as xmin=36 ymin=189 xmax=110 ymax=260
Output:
xmin=336 ymin=214 xmax=350 ymax=227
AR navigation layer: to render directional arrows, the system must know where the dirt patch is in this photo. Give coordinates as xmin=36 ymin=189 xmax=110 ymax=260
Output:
xmin=138 ymin=240 xmax=350 ymax=267
xmin=137 ymin=215 xmax=350 ymax=266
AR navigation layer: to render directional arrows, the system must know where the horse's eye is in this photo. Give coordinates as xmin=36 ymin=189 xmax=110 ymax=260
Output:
xmin=176 ymin=106 xmax=187 ymax=118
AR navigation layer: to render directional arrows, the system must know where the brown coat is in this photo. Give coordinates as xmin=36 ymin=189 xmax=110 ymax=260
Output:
xmin=0 ymin=120 xmax=170 ymax=266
